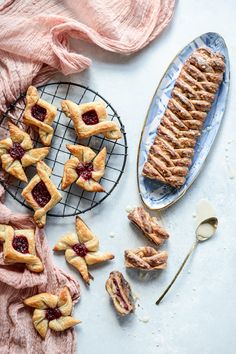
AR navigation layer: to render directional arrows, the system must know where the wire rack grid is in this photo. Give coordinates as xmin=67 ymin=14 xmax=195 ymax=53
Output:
xmin=0 ymin=82 xmax=128 ymax=217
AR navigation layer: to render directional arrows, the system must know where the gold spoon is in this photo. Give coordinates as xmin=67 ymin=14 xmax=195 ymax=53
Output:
xmin=156 ymin=217 xmax=218 ymax=305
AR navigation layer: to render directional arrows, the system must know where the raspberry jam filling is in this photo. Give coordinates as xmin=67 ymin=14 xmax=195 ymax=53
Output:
xmin=82 ymin=110 xmax=99 ymax=125
xmin=72 ymin=243 xmax=88 ymax=257
xmin=76 ymin=162 xmax=93 ymax=181
xmin=12 ymin=235 xmax=29 ymax=254
xmin=113 ymin=278 xmax=129 ymax=311
xmin=45 ymin=308 xmax=62 ymax=321
xmin=31 ymin=104 xmax=47 ymax=122
xmin=9 ymin=143 xmax=25 ymax=160
xmin=32 ymin=180 xmax=51 ymax=207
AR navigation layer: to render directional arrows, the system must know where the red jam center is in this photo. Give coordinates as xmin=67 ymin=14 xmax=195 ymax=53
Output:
xmin=113 ymin=278 xmax=129 ymax=311
xmin=9 ymin=143 xmax=25 ymax=160
xmin=32 ymin=180 xmax=51 ymax=207
xmin=72 ymin=243 xmax=88 ymax=257
xmin=31 ymin=104 xmax=47 ymax=122
xmin=76 ymin=162 xmax=93 ymax=181
xmin=82 ymin=110 xmax=99 ymax=125
xmin=45 ymin=308 xmax=62 ymax=321
xmin=12 ymin=235 xmax=29 ymax=254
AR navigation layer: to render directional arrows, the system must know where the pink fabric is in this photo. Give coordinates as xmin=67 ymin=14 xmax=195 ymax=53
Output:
xmin=0 ymin=0 xmax=175 ymax=111
xmin=0 ymin=185 xmax=80 ymax=354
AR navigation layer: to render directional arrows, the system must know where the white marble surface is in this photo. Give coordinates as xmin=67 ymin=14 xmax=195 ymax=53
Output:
xmin=4 ymin=0 xmax=236 ymax=353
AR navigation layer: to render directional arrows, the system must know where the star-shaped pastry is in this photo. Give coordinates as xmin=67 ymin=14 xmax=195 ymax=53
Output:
xmin=53 ymin=216 xmax=114 ymax=284
xmin=61 ymin=100 xmax=122 ymax=140
xmin=61 ymin=144 xmax=107 ymax=192
xmin=23 ymin=86 xmax=57 ymax=146
xmin=23 ymin=286 xmax=81 ymax=338
xmin=22 ymin=161 xmax=62 ymax=228
xmin=0 ymin=122 xmax=49 ymax=182
xmin=0 ymin=224 xmax=43 ymax=272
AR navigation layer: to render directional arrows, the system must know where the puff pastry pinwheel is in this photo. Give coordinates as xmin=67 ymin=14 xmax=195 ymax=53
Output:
xmin=143 ymin=48 xmax=225 ymax=188
xmin=53 ymin=216 xmax=114 ymax=284
xmin=23 ymin=86 xmax=57 ymax=146
xmin=21 ymin=161 xmax=62 ymax=228
xmin=0 ymin=122 xmax=49 ymax=182
xmin=61 ymin=144 xmax=106 ymax=192
xmin=61 ymin=100 xmax=122 ymax=140
xmin=128 ymin=207 xmax=169 ymax=246
xmin=0 ymin=224 xmax=43 ymax=272
xmin=105 ymin=271 xmax=134 ymax=316
xmin=124 ymin=247 xmax=168 ymax=270
xmin=23 ymin=287 xmax=81 ymax=338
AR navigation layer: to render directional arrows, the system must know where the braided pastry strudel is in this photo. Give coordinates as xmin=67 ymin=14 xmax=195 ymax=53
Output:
xmin=128 ymin=207 xmax=169 ymax=246
xmin=105 ymin=271 xmax=134 ymax=316
xmin=23 ymin=86 xmax=57 ymax=146
xmin=23 ymin=287 xmax=80 ymax=338
xmin=124 ymin=247 xmax=168 ymax=270
xmin=61 ymin=100 xmax=122 ymax=140
xmin=143 ymin=48 xmax=225 ymax=188
xmin=0 ymin=224 xmax=43 ymax=272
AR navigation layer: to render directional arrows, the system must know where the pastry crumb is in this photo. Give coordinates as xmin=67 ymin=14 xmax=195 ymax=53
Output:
xmin=125 ymin=205 xmax=133 ymax=213
xmin=139 ymin=316 xmax=150 ymax=323
xmin=109 ymin=232 xmax=116 ymax=238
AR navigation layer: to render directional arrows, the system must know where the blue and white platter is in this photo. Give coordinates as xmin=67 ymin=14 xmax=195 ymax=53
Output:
xmin=137 ymin=32 xmax=230 ymax=210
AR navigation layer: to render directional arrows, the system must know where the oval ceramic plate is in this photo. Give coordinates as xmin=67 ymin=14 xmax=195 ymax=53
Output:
xmin=137 ymin=32 xmax=230 ymax=210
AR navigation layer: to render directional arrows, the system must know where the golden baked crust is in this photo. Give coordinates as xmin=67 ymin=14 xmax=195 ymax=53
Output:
xmin=61 ymin=100 xmax=122 ymax=140
xmin=23 ymin=86 xmax=57 ymax=146
xmin=128 ymin=207 xmax=169 ymax=246
xmin=105 ymin=271 xmax=134 ymax=316
xmin=142 ymin=48 xmax=225 ymax=188
xmin=23 ymin=287 xmax=80 ymax=338
xmin=0 ymin=122 xmax=49 ymax=182
xmin=0 ymin=224 xmax=43 ymax=272
xmin=21 ymin=161 xmax=62 ymax=228
xmin=124 ymin=246 xmax=168 ymax=270
xmin=53 ymin=216 xmax=114 ymax=284
xmin=61 ymin=144 xmax=106 ymax=192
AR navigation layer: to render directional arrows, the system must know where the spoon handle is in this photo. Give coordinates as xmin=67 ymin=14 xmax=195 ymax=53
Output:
xmin=156 ymin=240 xmax=198 ymax=305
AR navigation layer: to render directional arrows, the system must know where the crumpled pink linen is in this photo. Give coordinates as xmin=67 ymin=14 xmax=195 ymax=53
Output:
xmin=0 ymin=185 xmax=80 ymax=354
xmin=0 ymin=0 xmax=175 ymax=111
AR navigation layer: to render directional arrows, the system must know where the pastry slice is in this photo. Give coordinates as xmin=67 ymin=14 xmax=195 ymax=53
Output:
xmin=61 ymin=100 xmax=122 ymax=140
xmin=61 ymin=144 xmax=106 ymax=192
xmin=21 ymin=161 xmax=62 ymax=228
xmin=23 ymin=287 xmax=81 ymax=338
xmin=23 ymin=86 xmax=57 ymax=146
xmin=124 ymin=247 xmax=168 ymax=270
xmin=0 ymin=122 xmax=49 ymax=182
xmin=105 ymin=271 xmax=134 ymax=316
xmin=128 ymin=207 xmax=169 ymax=246
xmin=0 ymin=224 xmax=43 ymax=272
xmin=53 ymin=216 xmax=114 ymax=284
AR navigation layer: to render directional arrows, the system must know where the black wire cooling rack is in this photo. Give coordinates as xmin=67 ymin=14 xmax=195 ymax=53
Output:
xmin=0 ymin=82 xmax=128 ymax=217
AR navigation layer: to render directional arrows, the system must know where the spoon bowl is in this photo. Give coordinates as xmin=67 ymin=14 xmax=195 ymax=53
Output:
xmin=196 ymin=217 xmax=218 ymax=242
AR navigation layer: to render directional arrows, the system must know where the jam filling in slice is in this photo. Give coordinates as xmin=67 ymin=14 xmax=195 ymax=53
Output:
xmin=113 ymin=278 xmax=129 ymax=311
xmin=45 ymin=308 xmax=62 ymax=321
xmin=31 ymin=104 xmax=47 ymax=122
xmin=72 ymin=243 xmax=88 ymax=257
xmin=32 ymin=180 xmax=51 ymax=207
xmin=76 ymin=162 xmax=93 ymax=181
xmin=12 ymin=235 xmax=29 ymax=254
xmin=9 ymin=143 xmax=25 ymax=160
xmin=82 ymin=110 xmax=99 ymax=125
